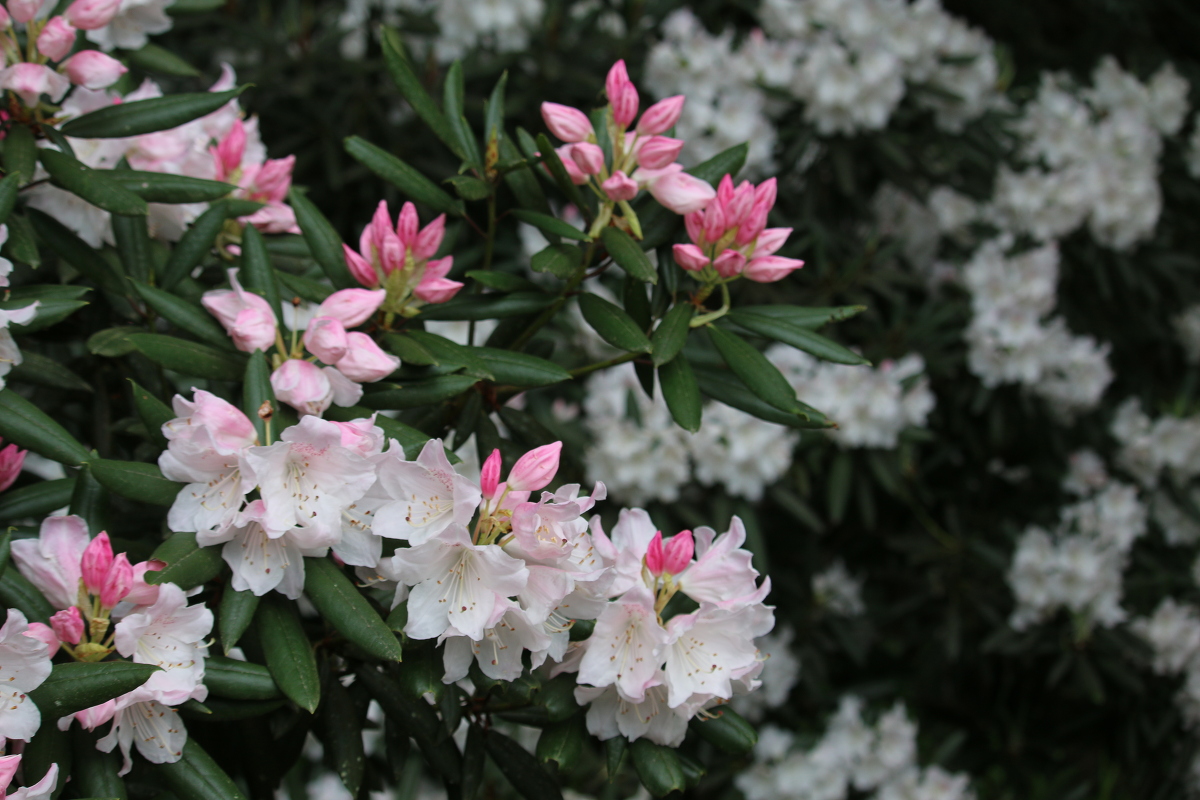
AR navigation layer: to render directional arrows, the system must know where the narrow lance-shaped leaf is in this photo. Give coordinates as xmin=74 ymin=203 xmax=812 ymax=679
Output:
xmin=630 ymin=739 xmax=686 ymax=798
xmin=485 ymin=729 xmax=564 ymax=800
xmin=159 ymin=201 xmax=230 ymax=290
xmin=344 ymin=136 xmax=462 ymax=216
xmin=659 ymin=354 xmax=702 ymax=432
xmin=90 ymin=459 xmax=182 ymax=507
xmin=706 ymin=325 xmax=801 ymax=413
xmin=255 ymin=593 xmax=320 ymax=713
xmin=112 ymin=212 xmax=154 ymax=284
xmin=0 ymin=569 xmax=56 ymax=623
xmin=0 ymin=389 xmax=90 ymax=466
xmin=602 ymin=227 xmax=657 ymax=283
xmin=218 ymin=589 xmax=260 ymax=656
xmin=204 ymin=655 xmax=280 ymax=700
xmin=380 ymin=28 xmax=461 ymax=158
xmin=727 ymin=309 xmax=870 ymax=365
xmin=238 ymin=224 xmax=284 ymax=320
xmin=511 ymin=209 xmax=590 ymax=241
xmin=319 ymin=675 xmax=366 ymax=797
xmin=688 ymin=707 xmax=757 ymax=755
xmin=27 ymin=209 xmax=122 ymax=292
xmin=69 ymin=464 xmax=108 ymax=535
xmin=0 ymin=479 xmax=76 ymax=524
xmin=30 ymin=662 xmax=160 ymax=719
xmin=0 ymin=173 xmax=20 ymax=226
xmin=39 ymin=149 xmax=148 ymax=216
xmin=444 ymin=61 xmax=483 ymax=171
xmin=534 ymin=132 xmax=592 ymax=218
xmin=484 ymin=71 xmax=508 ymax=148
xmin=4 ymin=124 xmax=36 ymax=183
xmin=578 ymin=293 xmax=651 ymax=353
xmin=650 ymin=303 xmax=693 ymax=367
xmin=303 ymin=557 xmax=403 ymax=662
xmin=128 ymin=333 xmax=247 ymax=381
xmin=243 ymin=350 xmax=275 ymax=445
xmin=60 ymin=87 xmax=247 ymax=139
xmin=147 ymin=532 xmax=225 ymax=590
xmin=288 ymin=187 xmax=356 ymax=289
xmin=133 ymin=282 xmax=232 ymax=349
xmin=105 ymin=171 xmax=234 ymax=203
xmin=153 ymin=738 xmax=250 ymax=800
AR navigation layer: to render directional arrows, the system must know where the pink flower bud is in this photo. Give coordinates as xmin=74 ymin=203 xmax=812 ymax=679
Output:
xmin=662 ymin=530 xmax=694 ymax=574
xmin=317 ymin=288 xmax=386 ymax=328
xmin=569 ymin=142 xmax=605 ymax=176
xmin=8 ymin=0 xmax=46 ymax=24
xmin=753 ymin=227 xmax=792 ymax=257
xmin=636 ymin=95 xmax=685 ymax=135
xmin=601 ymin=170 xmax=638 ymax=202
xmin=414 ymin=214 xmax=446 ymax=261
xmin=126 ymin=560 xmax=164 ymax=606
xmin=606 ymin=60 xmax=639 ymax=127
xmin=684 ymin=211 xmax=704 ymax=246
xmin=211 ymin=118 xmax=246 ymax=181
xmin=271 ymin=359 xmax=333 ymax=416
xmin=64 ymin=0 xmax=121 ymax=29
xmin=414 ymin=257 xmax=463 ymax=304
xmin=302 ymin=316 xmax=349 ymax=364
xmin=702 ymin=200 xmax=727 ymax=242
xmin=395 ymin=201 xmax=419 ymax=247
xmin=100 ymin=553 xmax=133 ymax=607
xmin=726 ymin=180 xmax=756 ymax=227
xmin=201 ymin=269 xmax=278 ymax=353
xmin=553 ymin=145 xmax=588 ymax=185
xmin=0 ymin=755 xmax=21 ymax=792
xmin=638 ymin=165 xmax=717 ymax=215
xmin=252 ymin=156 xmax=294 ymax=203
xmin=506 ymin=441 xmax=562 ymax=492
xmin=712 ymin=249 xmax=747 ymax=278
xmin=672 ymin=243 xmax=710 ymax=272
xmin=0 ymin=63 xmax=71 ymax=107
xmin=336 ymin=332 xmax=400 ymax=382
xmin=36 ymin=17 xmax=77 ymax=62
xmin=480 ymin=448 xmax=501 ymax=499
xmin=50 ymin=606 xmax=83 ymax=645
xmin=80 ymin=531 xmax=114 ymax=594
xmin=0 ymin=442 xmax=26 ymax=493
xmin=0 ymin=6 xmax=10 ymax=27
xmin=23 ymin=622 xmax=59 ymax=656
xmin=744 ymin=255 xmax=804 ymax=283
xmin=343 ymin=243 xmax=379 ymax=288
xmin=541 ymin=102 xmax=594 ymax=143
xmin=635 ymin=136 xmax=684 ymax=170
xmin=60 ymin=50 xmax=127 ymax=90
xmin=645 ymin=530 xmax=665 ymax=576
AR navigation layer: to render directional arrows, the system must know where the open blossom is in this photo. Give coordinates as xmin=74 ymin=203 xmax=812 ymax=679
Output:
xmin=0 ymin=64 xmax=71 ymax=108
xmin=94 ymin=691 xmax=188 ymax=775
xmin=372 ymin=439 xmax=482 ymax=544
xmin=0 ymin=609 xmax=53 ymax=742
xmin=113 ymin=583 xmax=213 ymax=704
xmin=11 ymin=515 xmax=91 ymax=610
xmin=0 ymin=756 xmax=57 ymax=800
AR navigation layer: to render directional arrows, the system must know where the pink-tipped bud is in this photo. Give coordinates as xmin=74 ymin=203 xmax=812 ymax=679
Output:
xmin=635 ymin=136 xmax=684 ymax=170
xmin=606 ymin=59 xmax=639 ymax=127
xmin=662 ymin=530 xmax=694 ymax=574
xmin=60 ymin=49 xmax=127 ymax=90
xmin=201 ymin=269 xmax=278 ymax=353
xmin=316 ymin=288 xmax=386 ymax=328
xmin=702 ymin=199 xmax=727 ymax=242
xmin=672 ymin=243 xmax=710 ymax=272
xmin=744 ymin=255 xmax=805 ymax=283
xmin=712 ymin=249 xmax=747 ymax=278
xmin=506 ymin=441 xmax=563 ymax=492
xmin=0 ymin=6 xmax=10 ymax=27
xmin=335 ymin=332 xmax=401 ymax=383
xmin=637 ymin=95 xmax=685 ymax=135
xmin=80 ymin=531 xmax=114 ymax=593
xmin=302 ymin=316 xmax=349 ymax=364
xmin=569 ymin=142 xmax=605 ymax=176
xmin=0 ymin=442 xmax=26 ymax=493
xmin=343 ymin=244 xmax=379 ymax=288
xmin=601 ymin=170 xmax=638 ymax=202
xmin=50 ymin=606 xmax=84 ymax=645
xmin=211 ymin=118 xmax=246 ymax=181
xmin=396 ymin=201 xmax=419 ymax=247
xmin=36 ymin=17 xmax=77 ymax=62
xmin=645 ymin=530 xmax=665 ymax=576
xmin=643 ymin=166 xmax=717 ymax=215
xmin=100 ymin=553 xmax=133 ymax=608
xmin=64 ymin=0 xmax=121 ymax=29
xmin=23 ymin=622 xmax=60 ymax=656
xmin=552 ymin=145 xmax=588 ymax=185
xmin=480 ymin=449 xmax=501 ymax=499
xmin=541 ymin=102 xmax=594 ymax=143
xmin=414 ymin=214 xmax=446 ymax=261
xmin=8 ymin=0 xmax=46 ymax=24
xmin=251 ymin=156 xmax=294 ymax=203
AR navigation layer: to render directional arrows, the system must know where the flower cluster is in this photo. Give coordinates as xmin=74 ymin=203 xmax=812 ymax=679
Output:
xmin=339 ymin=0 xmax=544 ymax=63
xmin=11 ymin=516 xmax=212 ymax=774
xmin=1132 ymin=599 xmax=1200 ymax=742
xmin=812 ymin=561 xmax=865 ymax=617
xmin=541 ymin=60 xmax=716 ymax=238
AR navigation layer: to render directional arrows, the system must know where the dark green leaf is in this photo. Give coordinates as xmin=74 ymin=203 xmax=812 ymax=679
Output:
xmin=276 ymin=269 xmax=333 ymax=304
xmin=0 ymin=172 xmax=21 ymax=225
xmin=159 ymin=201 xmax=228 ymax=290
xmin=60 ymin=88 xmax=247 ymax=139
xmin=474 ymin=347 xmax=572 ymax=387
xmin=39 ymin=149 xmax=147 ymax=215
xmin=204 ymin=655 xmax=281 ymax=700
xmin=345 ymin=136 xmax=462 ymax=216
xmin=147 ymin=532 xmax=225 ymax=590
xmin=112 ymin=212 xmax=154 ymax=283
xmin=72 ymin=727 xmax=128 ymax=800
xmin=88 ymin=327 xmax=137 ymax=357
xmin=31 ymin=662 xmax=160 ymax=719
xmin=465 ymin=270 xmax=539 ymax=292
xmin=124 ymin=42 xmax=202 ymax=76
xmin=485 ymin=729 xmax=564 ymax=800
xmin=601 ymin=227 xmax=656 ymax=282
xmin=630 ymin=739 xmax=686 ymax=798
xmin=4 ymin=124 xmax=36 ymax=184
xmin=90 ymin=459 xmax=181 ymax=506
xmin=707 ymin=325 xmax=801 ymax=412
xmin=444 ymin=61 xmax=483 ymax=170
xmin=2 ymin=285 xmax=91 ymax=333
xmin=537 ymin=715 xmax=586 ymax=772
xmin=133 ymin=282 xmax=231 ymax=348
xmin=650 ymin=304 xmax=693 ymax=367
xmin=380 ymin=29 xmax=461 ymax=158
xmin=0 ymin=388 xmax=90 ymax=465
xmin=659 ymin=354 xmax=702 ymax=432
xmin=288 ymin=187 xmax=355 ymax=289
xmin=361 ymin=374 xmax=479 ymax=409
xmin=511 ymin=209 xmax=589 ymax=241
xmin=238 ymin=225 xmax=283 ymax=322
xmin=733 ymin=304 xmax=866 ymax=328
xmin=463 ymin=725 xmax=485 ymax=800
xmin=27 ymin=209 xmax=121 ymax=292
xmin=405 ymin=330 xmax=495 ymax=378
xmin=578 ymin=293 xmax=651 ymax=352
xmin=69 ymin=464 xmax=108 ymax=535
xmin=534 ymin=133 xmax=591 ymax=216
xmin=693 ymin=366 xmax=827 ymax=429
xmin=23 ymin=717 xmax=70 ymax=799
xmin=726 ymin=310 xmax=870 ymax=365
xmin=129 ymin=379 xmax=173 ymax=450
xmin=0 ymin=567 xmax=56 ymax=622
xmin=0 ymin=478 xmax=75 ymax=523
xmin=605 ymin=737 xmax=627 ymax=782
xmin=319 ymin=675 xmax=365 ymax=797
xmin=8 ymin=351 xmax=93 ymax=393
xmin=419 ymin=292 xmax=557 ymax=320
xmin=154 ymin=738 xmax=249 ymax=800
xmin=219 ymin=588 xmax=260 ymax=656
xmin=4 ymin=214 xmax=40 ymax=268
xmin=106 ymin=171 xmax=233 ymax=203
xmin=828 ymin=450 xmax=853 ymax=525
xmin=355 ymin=665 xmax=462 ymax=783
xmin=500 ymin=135 xmax=551 ymax=215
xmin=689 ymin=708 xmax=757 ymax=755
xmin=304 ymin=557 xmax=403 ymax=661
xmin=484 ymin=72 xmax=508 ymax=146
xmin=128 ymin=333 xmax=247 ymax=380
xmin=530 ymin=243 xmax=581 ymax=278
xmin=446 ymin=175 xmax=492 ymax=200
xmin=243 ymin=350 xmax=275 ymax=444
xmin=256 ymin=593 xmax=320 ymax=713
xmin=689 ymin=142 xmax=749 ymax=186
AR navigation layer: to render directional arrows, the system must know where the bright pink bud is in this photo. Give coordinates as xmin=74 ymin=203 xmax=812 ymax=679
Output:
xmin=753 ymin=227 xmax=792 ymax=257
xmin=753 ymin=177 xmax=778 ymax=211
xmin=36 ymin=17 xmax=77 ymax=62
xmin=569 ymin=142 xmax=605 ymax=176
xmin=0 ymin=63 xmax=71 ymax=107
xmin=645 ymin=530 xmax=665 ymax=576
xmin=601 ymin=170 xmax=638 ymax=202
xmin=716 ymin=174 xmax=735 ymax=205
xmin=414 ymin=214 xmax=446 ymax=260
xmin=317 ymin=288 xmax=386 ymax=328
xmin=0 ymin=442 xmax=25 ymax=492
xmin=662 ymin=530 xmax=694 ymax=574
xmin=702 ymin=200 xmax=727 ymax=242
xmin=8 ymin=0 xmax=46 ymax=23
xmin=100 ymin=553 xmax=133 ymax=607
xmin=684 ymin=210 xmax=704 ymax=246
xmin=605 ymin=60 xmax=639 ymax=127
xmin=672 ymin=243 xmax=710 ymax=272
xmin=252 ymin=156 xmax=294 ymax=203
xmin=712 ymin=249 xmax=747 ymax=278
xmin=126 ymin=560 xmax=164 ymax=606
xmin=23 ymin=622 xmax=59 ymax=656
xmin=726 ymin=180 xmax=756 ymax=226
xmin=506 ymin=441 xmax=562 ymax=492
xmin=80 ymin=531 xmax=114 ymax=594
xmin=414 ymin=257 xmax=463 ymax=304
xmin=211 ymin=119 xmax=246 ymax=181
xmin=541 ymin=102 xmax=594 ymax=143
xmin=201 ymin=269 xmax=277 ymax=353
xmin=0 ymin=6 xmax=10 ymax=26
xmin=640 ymin=165 xmax=717 ymax=215
xmin=635 ymin=136 xmax=684 ymax=170
xmin=64 ymin=0 xmax=121 ymax=28
xmin=343 ymin=243 xmax=379 ymax=288
xmin=272 ymin=359 xmax=333 ymax=416
xmin=60 ymin=50 xmax=127 ymax=90
xmin=302 ymin=316 xmax=349 ymax=364
xmin=0 ymin=754 xmax=20 ymax=793
xmin=637 ymin=95 xmax=685 ymax=135
xmin=553 ymin=145 xmax=588 ymax=185
xmin=480 ymin=448 xmax=501 ymax=499
xmin=396 ymin=201 xmax=419 ymax=246
xmin=50 ymin=606 xmax=83 ymax=645
xmin=744 ymin=255 xmax=805 ymax=283
xmin=336 ymin=332 xmax=400 ymax=382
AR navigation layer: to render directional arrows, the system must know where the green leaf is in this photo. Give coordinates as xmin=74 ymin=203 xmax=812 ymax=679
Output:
xmin=243 ymin=350 xmax=275 ymax=444
xmin=500 ymin=135 xmax=550 ymax=215
xmin=4 ymin=213 xmax=40 ymax=268
xmin=123 ymin=41 xmax=201 ymax=76
xmin=2 ymin=285 xmax=91 ymax=333
xmin=159 ymin=201 xmax=228 ymax=290
xmin=688 ymin=708 xmax=757 ymax=755
xmin=30 ymin=662 xmax=160 ymax=719
xmin=358 ymin=667 xmax=463 ymax=785
xmin=707 ymin=325 xmax=801 ymax=413
xmin=90 ymin=458 xmax=181 ymax=506
xmin=534 ymin=132 xmax=591 ymax=217
xmin=344 ymin=136 xmax=462 ymax=216
xmin=204 ymin=655 xmax=281 ymax=700
xmin=693 ymin=366 xmax=827 ymax=429
xmin=276 ymin=269 xmax=333 ymax=304
xmin=217 ymin=585 xmax=259 ymax=655
xmin=659 ymin=354 xmax=702 ymax=432
xmin=650 ymin=304 xmax=693 ymax=367
xmin=601 ymin=227 xmax=657 ymax=282
xmin=23 ymin=718 xmax=70 ymax=799
xmin=129 ymin=379 xmax=173 ymax=450
xmin=511 ymin=209 xmax=590 ymax=241
xmin=69 ymin=464 xmax=108 ymax=534
xmin=383 ymin=332 xmax=438 ymax=365
xmin=288 ymin=187 xmax=355 ymax=289
xmin=605 ymin=737 xmax=627 ymax=782
xmin=27 ymin=209 xmax=121 ymax=292
xmin=828 ymin=450 xmax=853 ymax=525
xmin=154 ymin=738 xmax=249 ymax=800
xmin=630 ymin=739 xmax=686 ymax=798
xmin=0 ymin=389 xmax=90 ymax=466
xmin=537 ymin=715 xmax=586 ymax=773
xmin=112 ymin=212 xmax=154 ymax=283
xmin=132 ymin=282 xmax=231 ymax=348
xmin=726 ymin=310 xmax=870 ymax=365
xmin=72 ymin=727 xmax=128 ymax=800
xmin=474 ymin=347 xmax=572 ymax=387
xmin=147 ymin=532 xmax=225 ymax=590
xmin=446 ymin=175 xmax=492 ymax=200
xmin=319 ymin=675 xmax=366 ymax=797
xmin=361 ymin=374 xmax=479 ymax=409
xmin=0 ymin=567 xmax=56 ymax=622
xmin=0 ymin=478 xmax=75 ymax=523
xmin=39 ymin=149 xmax=147 ymax=215
xmin=465 ymin=270 xmax=539 ymax=292
xmin=128 ymin=333 xmax=247 ymax=380
xmin=0 ymin=172 xmax=21 ymax=226
xmin=8 ymin=351 xmax=93 ymax=393
xmin=530 ymin=243 xmax=581 ymax=279
xmin=484 ymin=71 xmax=508 ymax=146
xmin=304 ymin=557 xmax=403 ymax=661
xmin=578 ymin=293 xmax=651 ymax=353
xmin=60 ymin=88 xmax=247 ymax=139
xmin=380 ymin=29 xmax=461 ymax=158
xmin=418 ymin=292 xmax=556 ymax=320
xmin=4 ymin=124 xmax=36 ymax=184
xmin=106 ymin=171 xmax=233 ymax=203
xmin=443 ymin=61 xmax=482 ymax=171
xmin=255 ymin=593 xmax=320 ymax=713
xmin=87 ymin=328 xmax=137 ymax=357
xmin=405 ymin=330 xmax=495 ymax=378
xmin=485 ymin=729 xmax=564 ymax=800
xmin=689 ymin=142 xmax=749 ymax=186
xmin=733 ymin=304 xmax=867 ymax=329
xmin=463 ymin=725 xmax=485 ymax=800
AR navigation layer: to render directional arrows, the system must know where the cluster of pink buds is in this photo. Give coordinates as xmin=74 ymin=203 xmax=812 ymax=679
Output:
xmin=342 ymin=200 xmax=463 ymax=322
xmin=202 ymin=269 xmax=400 ymax=416
xmin=541 ymin=60 xmax=716 ymax=239
xmin=0 ymin=0 xmax=127 ymax=109
xmin=0 ymin=436 xmax=25 ymax=492
xmin=210 ymin=119 xmax=300 ymax=234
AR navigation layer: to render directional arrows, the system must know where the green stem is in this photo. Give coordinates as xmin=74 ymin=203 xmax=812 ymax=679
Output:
xmin=690 ymin=282 xmax=732 ymax=328
xmin=569 ymin=351 xmax=640 ymax=378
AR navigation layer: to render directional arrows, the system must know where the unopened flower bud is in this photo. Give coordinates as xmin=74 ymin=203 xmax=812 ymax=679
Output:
xmin=8 ymin=0 xmax=46 ymax=24
xmin=506 ymin=441 xmax=562 ymax=492
xmin=50 ymin=606 xmax=83 ymax=645
xmin=672 ymin=243 xmax=710 ymax=272
xmin=744 ymin=255 xmax=804 ymax=283
xmin=64 ymin=0 xmax=121 ymax=29
xmin=636 ymin=95 xmax=685 ymax=135
xmin=662 ymin=530 xmax=694 ymax=574
xmin=303 ymin=316 xmax=349 ymax=364
xmin=36 ymin=17 xmax=77 ymax=62
xmin=201 ymin=269 xmax=277 ymax=353
xmin=541 ymin=102 xmax=594 ymax=143
xmin=645 ymin=530 xmax=665 ymax=576
xmin=61 ymin=49 xmax=127 ymax=90
xmin=606 ymin=59 xmax=639 ymax=127
xmin=0 ymin=441 xmax=26 ymax=492
xmin=601 ymin=170 xmax=638 ymax=202
xmin=335 ymin=332 xmax=400 ymax=382
xmin=396 ymin=201 xmax=419 ymax=246
xmin=712 ymin=249 xmax=747 ymax=278
xmin=635 ymin=136 xmax=684 ymax=170
xmin=23 ymin=622 xmax=59 ymax=656
xmin=414 ymin=257 xmax=463 ymax=304
xmin=100 ymin=553 xmax=133 ymax=607
xmin=553 ymin=145 xmax=588 ymax=185
xmin=569 ymin=142 xmax=605 ymax=176
xmin=80 ymin=531 xmax=114 ymax=594
xmin=480 ymin=448 xmax=501 ymax=499
xmin=343 ymin=244 xmax=379 ymax=288
xmin=413 ymin=214 xmax=446 ymax=261
xmin=317 ymin=288 xmax=386 ymax=328
xmin=271 ymin=359 xmax=333 ymax=417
